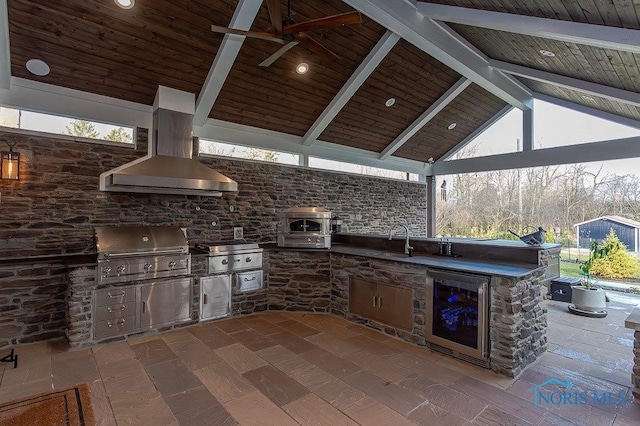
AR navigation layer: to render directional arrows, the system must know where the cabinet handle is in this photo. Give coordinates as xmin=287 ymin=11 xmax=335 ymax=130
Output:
xmin=107 ymin=318 xmax=126 ymax=328
xmin=107 ymin=305 xmax=126 ymax=313
xmin=372 ymin=296 xmax=377 ymax=307
xmin=203 ymin=294 xmax=208 ymax=305
xmin=108 ymin=290 xmax=126 ymax=298
xmin=378 ymin=297 xmax=382 ymax=308
xmin=244 ymin=276 xmax=256 ymax=282
xmin=142 ymin=301 xmax=146 ymax=313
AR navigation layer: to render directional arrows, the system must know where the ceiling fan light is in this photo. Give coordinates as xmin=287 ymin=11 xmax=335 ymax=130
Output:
xmin=296 ymin=62 xmax=309 ymax=74
xmin=114 ymin=0 xmax=135 ymax=9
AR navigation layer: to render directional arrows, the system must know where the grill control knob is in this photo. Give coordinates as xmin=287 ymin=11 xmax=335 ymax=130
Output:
xmin=307 ymin=238 xmax=311 ymax=243
xmin=144 ymin=263 xmax=153 ymax=272
xmin=168 ymin=261 xmax=176 ymax=269
xmin=102 ymin=267 xmax=112 ymax=276
xmin=246 ymin=257 xmax=252 ymax=262
xmin=117 ymin=265 xmax=126 ymax=275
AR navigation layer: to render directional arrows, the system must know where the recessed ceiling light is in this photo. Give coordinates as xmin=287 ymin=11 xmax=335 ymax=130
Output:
xmin=385 ymin=98 xmax=396 ymax=107
xmin=539 ymin=49 xmax=556 ymax=57
xmin=447 ymin=122 xmax=457 ymax=130
xmin=25 ymin=59 xmax=50 ymax=76
xmin=581 ymin=95 xmax=595 ymax=101
xmin=296 ymin=62 xmax=309 ymax=74
xmin=114 ymin=0 xmax=135 ymax=8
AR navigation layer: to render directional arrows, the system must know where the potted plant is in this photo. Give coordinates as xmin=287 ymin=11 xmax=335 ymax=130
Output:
xmin=569 ymin=241 xmax=607 ymax=316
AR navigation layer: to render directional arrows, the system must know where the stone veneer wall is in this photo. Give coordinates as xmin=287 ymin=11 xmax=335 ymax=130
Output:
xmin=0 ymin=261 xmax=68 ymax=347
xmin=0 ymin=128 xmax=425 ymax=349
xmin=330 ymin=253 xmax=427 ymax=345
xmin=489 ymin=270 xmax=548 ymax=377
xmin=66 ymin=267 xmax=97 ymax=348
xmin=0 ymin=128 xmax=426 ymax=258
xmin=633 ymin=331 xmax=640 ymax=402
xmin=265 ymin=250 xmax=331 ymax=312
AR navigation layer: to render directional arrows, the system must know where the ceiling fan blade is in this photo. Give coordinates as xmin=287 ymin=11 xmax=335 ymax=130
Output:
xmin=265 ymin=0 xmax=283 ymax=36
xmin=283 ymin=11 xmax=362 ymax=35
xmin=211 ymin=25 xmax=286 ymax=44
xmin=296 ymin=33 xmax=339 ymax=63
xmin=259 ymin=41 xmax=299 ymax=67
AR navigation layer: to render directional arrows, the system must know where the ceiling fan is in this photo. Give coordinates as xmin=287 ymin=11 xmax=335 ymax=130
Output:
xmin=211 ymin=0 xmax=362 ymax=67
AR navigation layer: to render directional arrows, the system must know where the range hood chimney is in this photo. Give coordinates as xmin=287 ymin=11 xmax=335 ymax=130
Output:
xmin=99 ymin=86 xmax=237 ymax=196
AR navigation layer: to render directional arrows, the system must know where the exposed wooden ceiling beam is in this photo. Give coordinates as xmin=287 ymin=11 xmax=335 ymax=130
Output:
xmin=535 ymin=92 xmax=640 ymax=130
xmin=0 ymin=0 xmax=10 ymax=89
xmin=417 ymin=3 xmax=640 ymax=55
xmin=433 ymin=136 xmax=640 ymax=175
xmin=490 ymin=60 xmax=640 ymax=108
xmin=344 ymin=0 xmax=533 ymax=110
xmin=194 ymin=0 xmax=262 ymax=126
xmin=438 ymin=104 xmax=514 ymax=161
xmin=379 ymin=77 xmax=471 ymax=160
xmin=196 ymin=119 xmax=430 ymax=175
xmin=302 ymin=31 xmax=400 ymax=146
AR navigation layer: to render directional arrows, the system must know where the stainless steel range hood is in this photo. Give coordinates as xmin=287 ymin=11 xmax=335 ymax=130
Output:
xmin=99 ymin=86 xmax=237 ymax=196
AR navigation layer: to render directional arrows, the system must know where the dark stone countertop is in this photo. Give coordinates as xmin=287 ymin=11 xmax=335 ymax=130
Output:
xmin=0 ymin=253 xmax=97 ymax=267
xmin=261 ymin=242 xmax=543 ymax=278
xmin=330 ymin=245 xmax=542 ymax=278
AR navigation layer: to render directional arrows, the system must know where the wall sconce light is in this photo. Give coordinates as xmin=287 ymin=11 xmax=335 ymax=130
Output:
xmin=1 ymin=141 xmax=20 ymax=180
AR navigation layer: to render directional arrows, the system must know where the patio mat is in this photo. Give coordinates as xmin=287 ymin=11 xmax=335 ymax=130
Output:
xmin=0 ymin=383 xmax=95 ymax=426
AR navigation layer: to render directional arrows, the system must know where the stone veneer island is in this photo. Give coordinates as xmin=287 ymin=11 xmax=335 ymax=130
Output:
xmin=624 ymin=308 xmax=640 ymax=403
xmin=65 ymin=233 xmax=559 ymax=378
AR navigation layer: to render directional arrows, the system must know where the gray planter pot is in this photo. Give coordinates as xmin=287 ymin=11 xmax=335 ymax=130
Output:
xmin=570 ymin=285 xmax=607 ymax=312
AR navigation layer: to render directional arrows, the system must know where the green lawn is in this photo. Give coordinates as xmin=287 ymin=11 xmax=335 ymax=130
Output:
xmin=559 ymin=261 xmax=585 ymax=279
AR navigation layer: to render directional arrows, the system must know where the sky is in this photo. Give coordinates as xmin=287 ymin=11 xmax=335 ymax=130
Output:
xmin=0 ymin=108 xmax=133 ymax=141
xmin=459 ymin=99 xmax=640 ymax=177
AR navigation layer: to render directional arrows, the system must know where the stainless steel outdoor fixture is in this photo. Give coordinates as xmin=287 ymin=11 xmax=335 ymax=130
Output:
xmin=93 ymin=225 xmax=193 ymax=339
xmin=99 ymin=86 xmax=237 ymax=196
xmin=277 ymin=207 xmax=332 ymax=249
xmin=425 ymin=268 xmax=491 ymax=367
xmin=195 ymin=241 xmax=264 ymax=321
xmin=388 ymin=224 xmax=414 ymax=256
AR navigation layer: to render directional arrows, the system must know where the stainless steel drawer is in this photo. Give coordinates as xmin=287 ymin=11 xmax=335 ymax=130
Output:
xmin=94 ymin=287 xmax=136 ymax=307
xmin=95 ymin=302 xmax=135 ymax=322
xmin=236 ymin=270 xmax=263 ymax=293
xmin=208 ymin=253 xmax=262 ymax=273
xmin=94 ymin=315 xmax=136 ymax=339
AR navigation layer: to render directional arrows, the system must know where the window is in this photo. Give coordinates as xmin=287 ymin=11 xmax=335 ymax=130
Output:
xmin=198 ymin=139 xmax=299 ymax=165
xmin=0 ymin=107 xmax=134 ymax=144
xmin=309 ymin=157 xmax=419 ymax=181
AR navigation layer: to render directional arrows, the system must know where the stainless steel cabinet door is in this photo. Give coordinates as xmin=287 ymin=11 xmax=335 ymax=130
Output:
xmin=139 ymin=277 xmax=192 ymax=329
xmin=200 ymin=275 xmax=231 ymax=320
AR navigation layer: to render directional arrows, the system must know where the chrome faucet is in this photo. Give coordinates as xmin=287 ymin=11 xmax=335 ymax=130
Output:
xmin=388 ymin=225 xmax=414 ymax=256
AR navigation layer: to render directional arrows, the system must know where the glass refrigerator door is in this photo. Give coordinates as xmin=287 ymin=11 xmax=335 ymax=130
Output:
xmin=432 ymin=277 xmax=481 ymax=349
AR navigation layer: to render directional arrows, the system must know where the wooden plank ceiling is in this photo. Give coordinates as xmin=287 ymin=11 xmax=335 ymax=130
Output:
xmin=427 ymin=0 xmax=640 ymax=122
xmin=5 ymin=0 xmax=640 ymax=167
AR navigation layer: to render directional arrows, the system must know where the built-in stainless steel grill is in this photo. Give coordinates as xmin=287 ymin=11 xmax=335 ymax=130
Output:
xmin=95 ymin=226 xmax=191 ymax=285
xmin=196 ymin=240 xmax=264 ymax=321
xmin=92 ymin=225 xmax=194 ymax=340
